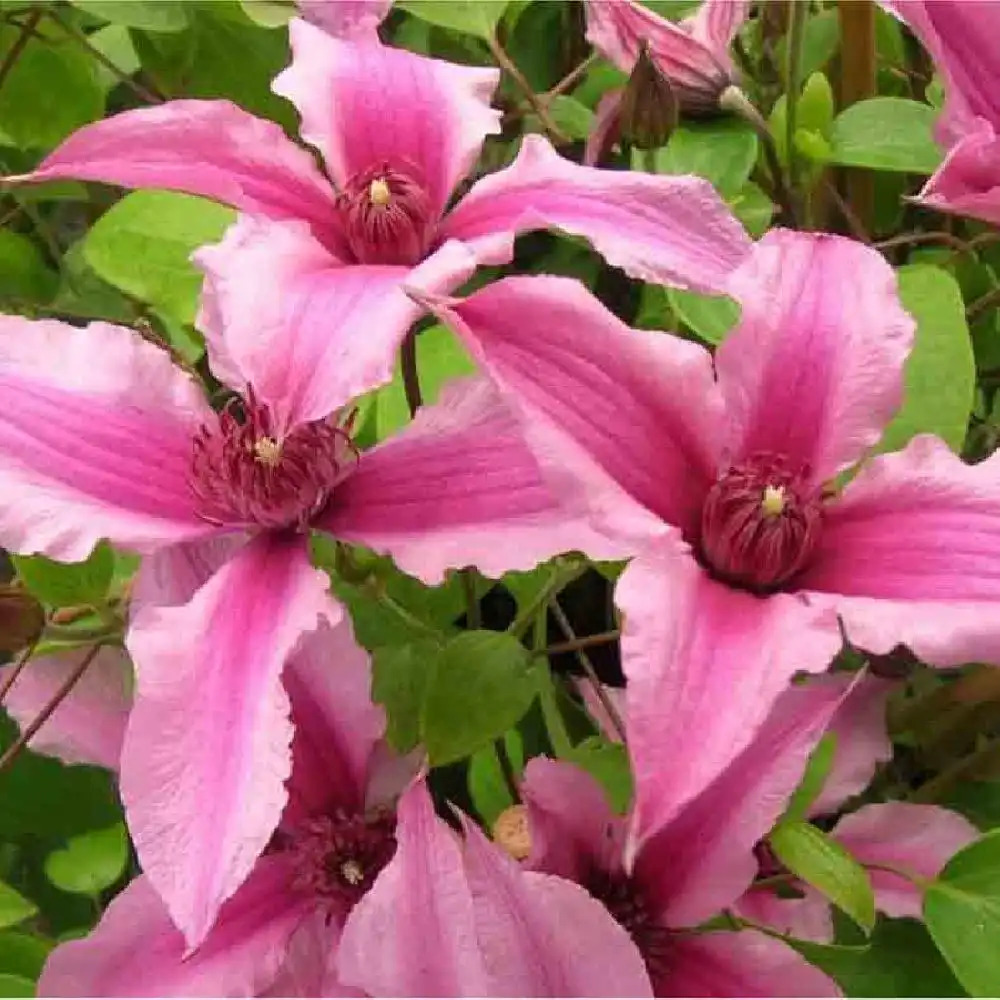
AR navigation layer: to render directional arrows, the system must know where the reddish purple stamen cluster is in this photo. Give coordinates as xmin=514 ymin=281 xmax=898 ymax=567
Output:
xmin=699 ymin=452 xmax=823 ymax=592
xmin=286 ymin=809 xmax=397 ymax=911
xmin=189 ymin=390 xmax=355 ymax=531
xmin=340 ymin=161 xmax=435 ymax=266
xmin=587 ymin=869 xmax=671 ymax=980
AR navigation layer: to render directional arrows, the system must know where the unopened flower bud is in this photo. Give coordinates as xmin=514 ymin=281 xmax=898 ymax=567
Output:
xmin=492 ymin=804 xmax=532 ymax=861
xmin=0 ymin=585 xmax=45 ymax=653
xmin=619 ymin=42 xmax=678 ymax=150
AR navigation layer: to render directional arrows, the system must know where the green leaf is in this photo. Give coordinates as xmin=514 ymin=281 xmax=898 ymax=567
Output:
xmin=545 ymin=96 xmax=594 ymax=141
xmin=422 ymin=631 xmax=536 ymax=766
xmin=375 ymin=325 xmax=476 ymax=440
xmin=0 ymin=973 xmax=34 ymax=998
xmin=88 ymin=25 xmax=141 ymax=93
xmin=780 ymin=733 xmax=837 ymax=824
xmin=570 ymin=737 xmax=633 ymax=814
xmin=372 ymin=639 xmax=442 ymax=753
xmin=797 ymin=72 xmax=835 ymax=138
xmin=43 ymin=824 xmax=129 ymax=896
xmin=770 ymin=820 xmax=876 ymax=932
xmin=72 ymin=1 xmax=190 ymax=31
xmin=646 ymin=119 xmax=758 ymax=197
xmin=879 ymin=265 xmax=974 ymax=454
xmin=84 ymin=191 xmax=235 ymax=325
xmin=945 ymin=781 xmax=1000 ymax=831
xmin=776 ymin=9 xmax=840 ymax=81
xmin=13 ymin=543 xmax=114 ymax=608
xmin=0 ymin=931 xmax=51 ymax=980
xmin=925 ymin=829 xmax=1000 ymax=997
xmin=468 ymin=730 xmax=524 ymax=826
xmin=0 ymin=883 xmax=35 ymax=930
xmin=396 ymin=0 xmax=508 ymax=39
xmin=0 ymin=232 xmax=57 ymax=307
xmin=0 ymin=24 xmax=103 ymax=150
xmin=829 ymin=97 xmax=943 ymax=173
xmin=666 ymin=288 xmax=741 ymax=346
xmin=239 ymin=0 xmax=295 ymax=27
xmin=728 ymin=181 xmax=774 ymax=238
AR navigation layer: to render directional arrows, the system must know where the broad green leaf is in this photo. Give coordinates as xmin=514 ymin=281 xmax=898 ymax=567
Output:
xmin=0 ymin=973 xmax=34 ymax=998
xmin=570 ymin=737 xmax=633 ymax=814
xmin=372 ymin=639 xmax=442 ymax=753
xmin=375 ymin=325 xmax=476 ymax=440
xmin=0 ymin=25 xmax=103 ymax=149
xmin=13 ymin=543 xmax=114 ymax=608
xmin=646 ymin=119 xmax=758 ymax=197
xmin=544 ymin=96 xmax=594 ymax=142
xmin=239 ymin=0 xmax=294 ymax=26
xmin=780 ymin=733 xmax=837 ymax=824
xmin=72 ymin=1 xmax=190 ymax=31
xmin=666 ymin=288 xmax=741 ymax=346
xmin=422 ymin=631 xmax=536 ymax=765
xmin=0 ymin=231 xmax=57 ymax=307
xmin=776 ymin=9 xmax=840 ymax=80
xmin=468 ymin=730 xmax=525 ymax=826
xmin=770 ymin=820 xmax=876 ymax=932
xmin=84 ymin=191 xmax=235 ymax=325
xmin=0 ymin=883 xmax=35 ymax=930
xmin=728 ymin=181 xmax=774 ymax=238
xmin=88 ymin=25 xmax=141 ymax=93
xmin=925 ymin=829 xmax=1000 ymax=997
xmin=879 ymin=265 xmax=974 ymax=454
xmin=797 ymin=72 xmax=835 ymax=138
xmin=44 ymin=824 xmax=129 ymax=896
xmin=829 ymin=97 xmax=943 ymax=173
xmin=51 ymin=241 xmax=135 ymax=325
xmin=0 ymin=931 xmax=51 ymax=980
xmin=945 ymin=781 xmax=1000 ymax=831
xmin=396 ymin=0 xmax=508 ymax=39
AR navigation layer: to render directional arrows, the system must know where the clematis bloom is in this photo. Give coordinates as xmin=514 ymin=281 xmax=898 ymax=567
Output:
xmin=0 ymin=309 xmax=615 ymax=949
xmin=417 ymin=228 xmax=1000 ymax=848
xmin=883 ymin=0 xmax=1000 ymax=226
xmin=9 ymin=18 xmax=749 ymax=408
xmin=34 ymin=620 xmax=650 ymax=997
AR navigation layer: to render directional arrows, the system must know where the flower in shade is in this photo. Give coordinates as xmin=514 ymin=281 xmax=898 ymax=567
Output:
xmin=882 ymin=0 xmax=1000 ymax=226
xmin=9 ymin=18 xmax=749 ymax=409
xmin=415 ymin=227 xmax=1000 ymax=847
xmin=0 ymin=311 xmax=616 ymax=950
xmin=30 ymin=621 xmax=651 ymax=997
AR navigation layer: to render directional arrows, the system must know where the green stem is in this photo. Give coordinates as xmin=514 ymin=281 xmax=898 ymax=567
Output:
xmin=461 ymin=568 xmax=481 ymax=630
xmin=534 ymin=661 xmax=574 ymax=759
xmin=784 ymin=0 xmax=808 ymax=193
xmin=0 ymin=8 xmax=40 ymax=93
xmin=506 ymin=559 xmax=583 ymax=639
xmin=641 ymin=148 xmax=658 ymax=174
xmin=0 ymin=637 xmax=39 ymax=705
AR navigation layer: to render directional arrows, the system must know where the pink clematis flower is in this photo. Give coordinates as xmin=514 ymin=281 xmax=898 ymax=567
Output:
xmin=9 ymin=19 xmax=750 ymax=410
xmin=519 ymin=676 xmax=850 ymax=996
xmin=882 ymin=1 xmax=1000 ymax=226
xmin=0 ymin=310 xmax=616 ymax=950
xmin=36 ymin=621 xmax=650 ymax=997
xmin=416 ymin=227 xmax=1000 ymax=850
xmin=297 ymin=0 xmax=393 ymax=38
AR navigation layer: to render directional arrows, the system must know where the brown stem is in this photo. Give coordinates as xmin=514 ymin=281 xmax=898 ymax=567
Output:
xmin=0 ymin=8 xmax=40 ymax=92
xmin=400 ymin=329 xmax=422 ymax=417
xmin=909 ymin=735 xmax=1000 ymax=803
xmin=968 ymin=285 xmax=1000 ymax=321
xmin=822 ymin=175 xmax=871 ymax=243
xmin=537 ymin=630 xmax=620 ymax=658
xmin=0 ymin=637 xmax=39 ymax=705
xmin=544 ymin=52 xmax=598 ymax=100
xmin=549 ymin=601 xmax=626 ymax=742
xmin=0 ymin=644 xmax=104 ymax=775
xmin=486 ymin=34 xmax=569 ymax=143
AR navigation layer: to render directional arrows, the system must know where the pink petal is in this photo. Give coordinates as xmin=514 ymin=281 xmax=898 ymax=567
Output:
xmin=320 ymin=376 xmax=626 ymax=584
xmin=734 ymin=888 xmax=834 ymax=943
xmin=195 ymin=217 xmax=475 ymax=428
xmin=282 ymin=615 xmax=384 ymax=826
xmin=9 ymin=100 xmax=339 ymax=245
xmin=831 ymin=802 xmax=978 ymax=919
xmin=800 ymin=435 xmax=1000 ymax=666
xmin=687 ymin=0 xmax=753 ymax=52
xmin=717 ymin=229 xmax=915 ymax=484
xmin=121 ymin=533 xmax=336 ymax=948
xmin=584 ymin=88 xmax=623 ymax=166
xmin=662 ymin=930 xmax=839 ymax=997
xmin=636 ymin=676 xmax=849 ymax=927
xmin=617 ymin=541 xmax=842 ymax=853
xmin=811 ymin=674 xmax=895 ymax=817
xmin=0 ymin=645 xmax=131 ymax=771
xmin=417 ymin=275 xmax=723 ymax=546
xmin=336 ymin=780 xmax=489 ymax=996
xmin=0 ymin=317 xmax=212 ymax=560
xmin=521 ymin=757 xmax=626 ymax=884
xmin=916 ymin=119 xmax=1000 ymax=227
xmin=460 ymin=816 xmax=653 ymax=998
xmin=262 ymin=912 xmax=337 ymax=997
xmin=442 ymin=134 xmax=751 ymax=293
xmin=297 ymin=0 xmax=392 ymax=38
xmin=38 ymin=859 xmax=313 ymax=997
xmin=575 ymin=678 xmax=626 ymax=744
xmin=274 ymin=20 xmax=500 ymax=219
xmin=131 ymin=535 xmax=247 ymax=611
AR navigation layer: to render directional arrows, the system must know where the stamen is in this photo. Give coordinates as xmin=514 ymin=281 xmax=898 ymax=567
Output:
xmin=368 ymin=177 xmax=392 ymax=206
xmin=492 ymin=805 xmax=532 ymax=861
xmin=253 ymin=436 xmax=282 ymax=467
xmin=760 ymin=484 xmax=786 ymax=517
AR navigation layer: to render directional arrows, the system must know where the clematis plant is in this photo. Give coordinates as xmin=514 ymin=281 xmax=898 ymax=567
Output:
xmin=9 ymin=17 xmax=750 ymax=410
xmin=883 ymin=0 xmax=1000 ymax=227
xmin=0 ymin=308 xmax=621 ymax=949
xmin=417 ymin=227 xmax=1000 ymax=847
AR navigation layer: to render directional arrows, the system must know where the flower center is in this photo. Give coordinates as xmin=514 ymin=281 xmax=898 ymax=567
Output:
xmin=189 ymin=390 xmax=356 ymax=531
xmin=587 ymin=869 xmax=671 ymax=980
xmin=339 ymin=162 xmax=435 ymax=266
xmin=286 ymin=809 xmax=397 ymax=912
xmin=698 ymin=452 xmax=823 ymax=593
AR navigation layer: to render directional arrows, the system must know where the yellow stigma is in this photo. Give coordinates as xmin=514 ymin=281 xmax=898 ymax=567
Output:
xmin=340 ymin=859 xmax=365 ymax=885
xmin=492 ymin=805 xmax=532 ymax=861
xmin=761 ymin=484 xmax=786 ymax=517
xmin=253 ymin=436 xmax=282 ymax=467
xmin=368 ymin=177 xmax=392 ymax=206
